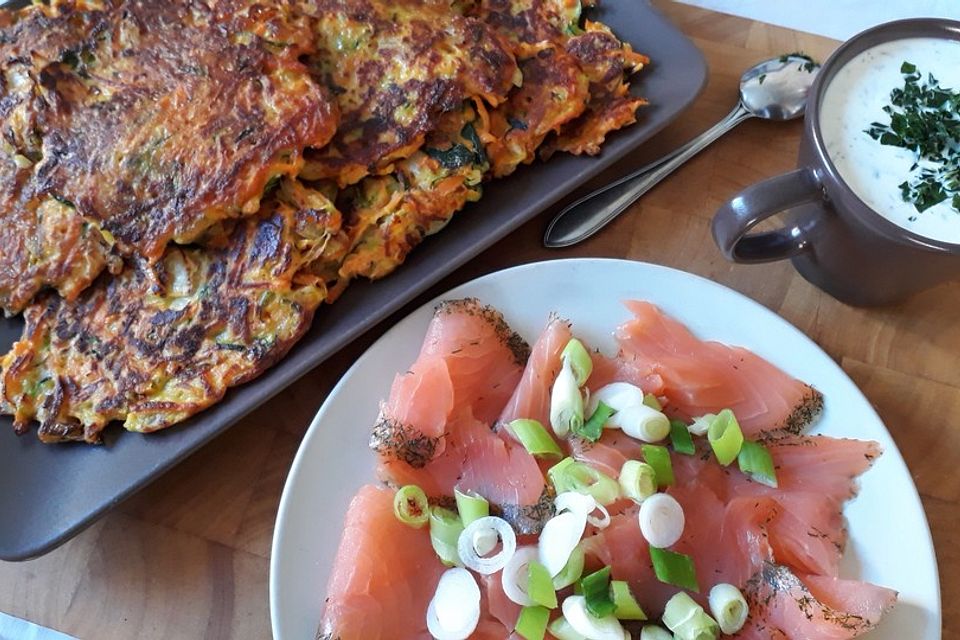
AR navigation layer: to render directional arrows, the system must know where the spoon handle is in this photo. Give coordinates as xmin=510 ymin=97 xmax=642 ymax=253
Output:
xmin=543 ymin=103 xmax=754 ymax=248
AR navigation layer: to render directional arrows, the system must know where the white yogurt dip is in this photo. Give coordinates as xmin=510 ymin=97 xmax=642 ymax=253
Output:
xmin=821 ymin=37 xmax=960 ymax=244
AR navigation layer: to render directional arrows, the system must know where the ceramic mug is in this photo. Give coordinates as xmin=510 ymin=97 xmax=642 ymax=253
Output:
xmin=711 ymin=18 xmax=960 ymax=307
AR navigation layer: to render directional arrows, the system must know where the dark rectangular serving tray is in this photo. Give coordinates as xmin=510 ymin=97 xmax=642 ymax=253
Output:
xmin=0 ymin=0 xmax=707 ymax=560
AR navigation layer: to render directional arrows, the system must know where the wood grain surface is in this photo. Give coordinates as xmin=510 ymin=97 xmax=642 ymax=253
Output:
xmin=0 ymin=2 xmax=953 ymax=638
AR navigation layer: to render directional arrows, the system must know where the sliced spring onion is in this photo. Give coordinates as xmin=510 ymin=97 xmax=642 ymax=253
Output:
xmin=618 ymin=460 xmax=657 ymax=503
xmin=579 ymin=566 xmax=616 ymax=618
xmin=551 ymin=359 xmax=585 ymax=437
xmin=638 ymin=493 xmax=685 ymax=548
xmin=426 ymin=568 xmax=481 ymax=640
xmin=552 ymin=543 xmax=586 ymax=590
xmin=503 ymin=546 xmax=540 ymax=606
xmin=589 ymin=383 xmax=645 ymax=419
xmin=472 ymin=527 xmax=499 ymax=557
xmin=548 ymin=616 xmax=588 ymax=640
xmin=527 ymin=561 xmax=558 ymax=609
xmin=510 ymin=418 xmax=564 ymax=459
xmin=556 ymin=491 xmax=597 ymax=517
xmin=393 ymin=484 xmax=429 ymax=528
xmin=612 ymin=403 xmax=671 ymax=443
xmin=642 ymin=393 xmax=663 ymax=411
xmin=562 ymin=595 xmax=626 ymax=640
xmin=640 ymin=625 xmax=673 ymax=640
xmin=457 ymin=516 xmax=516 ymax=575
xmin=561 ymin=338 xmax=593 ymax=387
xmin=515 ymin=605 xmax=550 ymax=640
xmin=587 ymin=502 xmax=611 ymax=529
xmin=429 ymin=507 xmax=464 ymax=566
xmin=539 ymin=510 xmax=587 ymax=577
xmin=609 ymin=581 xmax=647 ymax=620
xmin=707 ymin=409 xmax=744 ymax=466
xmin=669 ymin=419 xmax=696 ymax=455
xmin=649 ymin=547 xmax=700 ymax=592
xmin=577 ymin=401 xmax=615 ymax=442
xmin=641 ymin=444 xmax=675 ymax=487
xmin=555 ymin=491 xmax=609 ymax=528
xmin=708 ymin=583 xmax=748 ymax=634
xmin=454 ymin=486 xmax=490 ymax=526
xmin=548 ymin=457 xmax=621 ymax=505
xmin=663 ymin=592 xmax=719 ymax=640
xmin=688 ymin=413 xmax=716 ymax=437
xmin=737 ymin=440 xmax=779 ymax=488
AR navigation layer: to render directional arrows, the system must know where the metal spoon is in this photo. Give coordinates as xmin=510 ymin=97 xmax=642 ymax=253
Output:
xmin=543 ymin=54 xmax=819 ymax=248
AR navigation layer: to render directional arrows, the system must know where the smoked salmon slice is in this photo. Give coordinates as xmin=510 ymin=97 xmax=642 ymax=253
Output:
xmin=372 ymin=298 xmax=551 ymax=533
xmin=318 ymin=485 xmax=445 ymax=640
xmin=613 ymin=301 xmax=823 ymax=437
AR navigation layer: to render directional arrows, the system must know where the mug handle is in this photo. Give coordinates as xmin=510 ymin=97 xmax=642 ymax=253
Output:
xmin=711 ymin=167 xmax=822 ymax=263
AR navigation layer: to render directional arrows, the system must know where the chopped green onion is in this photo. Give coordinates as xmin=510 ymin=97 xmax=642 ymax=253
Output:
xmin=609 ymin=580 xmax=647 ymax=620
xmin=551 ymin=359 xmax=584 ymax=437
xmin=618 ymin=460 xmax=657 ymax=503
xmin=547 ymin=616 xmax=587 ymax=640
xmin=548 ymin=457 xmax=621 ymax=505
xmin=429 ymin=506 xmax=464 ymax=566
xmin=707 ymin=409 xmax=744 ymax=466
xmin=737 ymin=440 xmax=778 ymax=488
xmin=708 ymin=583 xmax=749 ymax=634
xmin=511 ymin=419 xmax=564 ymax=459
xmin=454 ymin=487 xmax=489 ymax=527
xmin=669 ymin=419 xmax=695 ymax=455
xmin=561 ymin=338 xmax=593 ymax=387
xmin=552 ymin=543 xmax=585 ymax=589
xmin=515 ymin=605 xmax=550 ymax=640
xmin=663 ymin=592 xmax=719 ymax=640
xmin=688 ymin=413 xmax=715 ymax=436
xmin=642 ymin=393 xmax=663 ymax=411
xmin=579 ymin=566 xmax=616 ymax=618
xmin=577 ymin=401 xmax=615 ymax=442
xmin=527 ymin=561 xmax=558 ymax=609
xmin=393 ymin=484 xmax=429 ymax=528
xmin=649 ymin=547 xmax=699 ymax=592
xmin=640 ymin=625 xmax=674 ymax=640
xmin=641 ymin=444 xmax=675 ymax=487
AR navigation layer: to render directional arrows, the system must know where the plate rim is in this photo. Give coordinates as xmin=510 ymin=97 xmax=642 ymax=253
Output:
xmin=269 ymin=257 xmax=942 ymax=640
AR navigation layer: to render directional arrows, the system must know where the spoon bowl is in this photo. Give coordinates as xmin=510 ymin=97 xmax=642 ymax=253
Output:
xmin=740 ymin=55 xmax=819 ymax=120
xmin=543 ymin=54 xmax=819 ymax=248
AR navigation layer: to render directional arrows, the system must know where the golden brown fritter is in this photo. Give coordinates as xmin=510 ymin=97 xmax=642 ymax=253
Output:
xmin=541 ymin=20 xmax=648 ymax=157
xmin=0 ymin=0 xmax=338 ymax=314
xmin=331 ymin=104 xmax=489 ymax=289
xmin=298 ymin=0 xmax=519 ymax=186
xmin=0 ymin=182 xmax=345 ymax=443
xmin=468 ymin=0 xmax=646 ymax=171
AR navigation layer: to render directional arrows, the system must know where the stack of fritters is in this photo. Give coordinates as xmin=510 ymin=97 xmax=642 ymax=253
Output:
xmin=0 ymin=0 xmax=647 ymax=442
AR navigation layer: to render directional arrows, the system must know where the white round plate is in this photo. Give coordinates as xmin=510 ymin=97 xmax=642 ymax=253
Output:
xmin=270 ymin=259 xmax=941 ymax=640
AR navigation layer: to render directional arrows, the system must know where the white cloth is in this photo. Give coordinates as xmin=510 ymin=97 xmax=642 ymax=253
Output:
xmin=674 ymin=0 xmax=960 ymax=40
xmin=0 ymin=612 xmax=76 ymax=640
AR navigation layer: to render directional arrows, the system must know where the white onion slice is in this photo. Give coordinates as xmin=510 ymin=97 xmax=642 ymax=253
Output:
xmin=688 ymin=413 xmax=716 ymax=436
xmin=539 ymin=510 xmax=588 ymax=576
xmin=612 ymin=403 xmax=670 ymax=442
xmin=555 ymin=491 xmax=596 ymax=517
xmin=638 ymin=493 xmax=685 ymax=548
xmin=562 ymin=595 xmax=626 ymax=640
xmin=588 ymin=383 xmax=645 ymax=419
xmin=472 ymin=528 xmax=498 ymax=557
xmin=555 ymin=491 xmax=610 ymax=529
xmin=586 ymin=502 xmax=610 ymax=529
xmin=501 ymin=545 xmax=540 ymax=606
xmin=457 ymin=516 xmax=516 ymax=575
xmin=426 ymin=568 xmax=481 ymax=640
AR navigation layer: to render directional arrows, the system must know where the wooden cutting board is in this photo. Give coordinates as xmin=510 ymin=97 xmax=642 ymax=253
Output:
xmin=0 ymin=2 xmax=953 ymax=638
